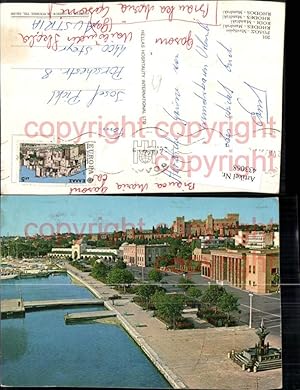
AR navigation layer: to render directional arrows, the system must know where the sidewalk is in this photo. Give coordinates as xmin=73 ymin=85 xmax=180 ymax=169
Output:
xmin=64 ymin=264 xmax=282 ymax=390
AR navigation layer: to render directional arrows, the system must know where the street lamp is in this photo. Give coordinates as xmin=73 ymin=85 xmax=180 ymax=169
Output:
xmin=141 ymin=263 xmax=144 ymax=281
xmin=249 ymin=292 xmax=254 ymax=328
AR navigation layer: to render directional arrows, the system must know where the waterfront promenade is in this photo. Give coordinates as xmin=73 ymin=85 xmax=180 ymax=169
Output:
xmin=63 ymin=263 xmax=282 ymax=390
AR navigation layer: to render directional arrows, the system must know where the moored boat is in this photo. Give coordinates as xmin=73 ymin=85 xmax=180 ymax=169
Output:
xmin=0 ymin=273 xmax=18 ymax=280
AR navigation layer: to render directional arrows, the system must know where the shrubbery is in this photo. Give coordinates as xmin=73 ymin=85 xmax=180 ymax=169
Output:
xmin=197 ymin=285 xmax=239 ymax=327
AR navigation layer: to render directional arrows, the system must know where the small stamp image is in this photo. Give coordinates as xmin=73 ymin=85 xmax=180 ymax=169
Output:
xmin=19 ymin=143 xmax=86 ymax=183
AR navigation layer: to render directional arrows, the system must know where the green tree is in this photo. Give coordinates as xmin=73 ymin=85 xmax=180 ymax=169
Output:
xmin=106 ymin=268 xmax=134 ymax=292
xmin=152 ymin=291 xmax=185 ymax=329
xmin=191 ymin=240 xmax=201 ymax=251
xmin=200 ymin=285 xmax=227 ymax=312
xmin=226 ymin=240 xmax=236 ymax=249
xmin=186 ymin=286 xmax=202 ymax=308
xmin=133 ymin=238 xmax=148 ymax=244
xmin=178 ymin=243 xmax=192 ymax=260
xmin=151 ymin=290 xmax=166 ymax=309
xmin=148 ymin=269 xmax=163 ymax=283
xmin=136 ymin=284 xmax=160 ymax=309
xmin=89 ymin=256 xmax=98 ymax=266
xmin=158 ymin=258 xmax=168 ymax=267
xmin=91 ymin=261 xmax=110 ymax=280
xmin=96 ymin=239 xmax=108 ymax=247
xmin=272 ymin=272 xmax=280 ymax=292
xmin=56 ymin=236 xmax=72 ymax=248
xmin=217 ymin=292 xmax=239 ymax=322
xmin=155 ymin=254 xmax=174 ymax=268
xmin=178 ymin=276 xmax=194 ymax=291
xmin=114 ymin=259 xmax=127 ymax=269
xmin=166 ymin=238 xmax=182 ymax=257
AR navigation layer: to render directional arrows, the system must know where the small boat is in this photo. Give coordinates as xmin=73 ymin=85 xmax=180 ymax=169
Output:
xmin=1 ymin=273 xmax=18 ymax=280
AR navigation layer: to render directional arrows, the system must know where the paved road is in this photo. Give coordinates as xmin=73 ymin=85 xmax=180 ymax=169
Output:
xmin=68 ymin=264 xmax=281 ymax=338
xmin=127 ymin=265 xmax=152 ymax=282
xmin=132 ymin=268 xmax=281 ymax=338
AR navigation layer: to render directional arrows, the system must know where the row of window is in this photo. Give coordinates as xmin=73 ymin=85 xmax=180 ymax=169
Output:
xmin=249 ymin=265 xmax=256 ymax=274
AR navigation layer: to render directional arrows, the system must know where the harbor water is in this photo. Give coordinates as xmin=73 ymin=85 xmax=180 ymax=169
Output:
xmin=1 ymin=273 xmax=171 ymax=388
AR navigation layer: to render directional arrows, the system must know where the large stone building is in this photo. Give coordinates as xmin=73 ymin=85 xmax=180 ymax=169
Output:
xmin=124 ymin=228 xmax=173 ymax=241
xmin=192 ymin=248 xmax=280 ymax=294
xmin=123 ymin=243 xmax=170 ymax=267
xmin=273 ymin=231 xmax=280 ymax=247
xmin=235 ymin=230 xmax=275 ymax=249
xmin=122 ymin=243 xmax=137 ymax=264
xmin=196 ymin=236 xmax=234 ymax=249
xmin=234 ymin=231 xmax=250 ymax=247
xmin=245 ymin=250 xmax=279 ymax=294
xmin=172 ymin=213 xmax=239 ymax=238
xmin=210 ymin=249 xmax=279 ymax=294
xmin=48 ymin=239 xmax=120 ymax=261
xmin=246 ymin=231 xmax=274 ymax=249
xmin=172 ymin=216 xmax=186 ymax=236
xmin=210 ymin=249 xmax=247 ymax=290
xmin=192 ymin=248 xmax=211 ymax=277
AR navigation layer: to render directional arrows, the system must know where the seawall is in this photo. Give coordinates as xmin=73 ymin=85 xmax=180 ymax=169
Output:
xmin=65 ymin=268 xmax=186 ymax=389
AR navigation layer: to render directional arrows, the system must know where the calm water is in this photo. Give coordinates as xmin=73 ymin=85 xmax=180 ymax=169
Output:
xmin=1 ymin=274 xmax=171 ymax=388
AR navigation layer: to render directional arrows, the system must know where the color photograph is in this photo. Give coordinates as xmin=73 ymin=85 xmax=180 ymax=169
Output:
xmin=0 ymin=196 xmax=281 ymax=389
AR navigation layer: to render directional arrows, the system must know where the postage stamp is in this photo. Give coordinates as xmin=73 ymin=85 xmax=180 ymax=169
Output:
xmin=19 ymin=143 xmax=87 ymax=183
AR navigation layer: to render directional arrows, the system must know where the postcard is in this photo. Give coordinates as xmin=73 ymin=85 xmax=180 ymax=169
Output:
xmin=1 ymin=1 xmax=285 ymax=194
xmin=1 ymin=195 xmax=282 ymax=389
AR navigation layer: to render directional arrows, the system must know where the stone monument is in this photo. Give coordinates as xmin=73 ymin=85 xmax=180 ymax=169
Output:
xmin=228 ymin=318 xmax=282 ymax=372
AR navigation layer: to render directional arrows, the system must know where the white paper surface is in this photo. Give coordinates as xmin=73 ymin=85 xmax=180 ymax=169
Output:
xmin=1 ymin=1 xmax=285 ymax=194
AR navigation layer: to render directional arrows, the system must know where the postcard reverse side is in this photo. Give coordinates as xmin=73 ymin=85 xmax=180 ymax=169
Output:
xmin=1 ymin=1 xmax=285 ymax=194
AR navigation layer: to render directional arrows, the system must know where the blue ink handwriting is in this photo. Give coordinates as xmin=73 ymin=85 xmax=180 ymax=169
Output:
xmin=216 ymin=40 xmax=232 ymax=72
xmin=237 ymin=82 xmax=269 ymax=126
xmin=163 ymin=87 xmax=188 ymax=126
xmin=194 ymin=20 xmax=210 ymax=58
xmin=42 ymin=66 xmax=124 ymax=81
xmin=215 ymin=80 xmax=234 ymax=120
